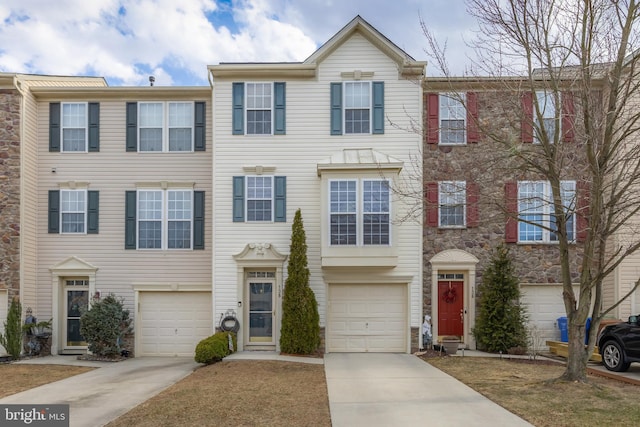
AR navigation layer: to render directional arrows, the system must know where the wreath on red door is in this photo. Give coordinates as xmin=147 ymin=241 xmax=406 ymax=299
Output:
xmin=443 ymin=288 xmax=457 ymax=304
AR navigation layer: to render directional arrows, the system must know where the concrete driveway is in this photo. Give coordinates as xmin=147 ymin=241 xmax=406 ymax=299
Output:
xmin=325 ymin=353 xmax=533 ymax=427
xmin=0 ymin=356 xmax=198 ymax=427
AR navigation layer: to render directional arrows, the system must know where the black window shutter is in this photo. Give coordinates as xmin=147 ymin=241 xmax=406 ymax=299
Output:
xmin=232 ymin=83 xmax=244 ymax=135
xmin=274 ymin=176 xmax=286 ymax=222
xmin=330 ymin=83 xmax=342 ymax=135
xmin=125 ymin=191 xmax=137 ymax=249
xmin=49 ymin=103 xmax=61 ymax=152
xmin=233 ymin=176 xmax=245 ymax=222
xmin=48 ymin=190 xmax=60 ymax=233
xmin=372 ymin=82 xmax=384 ymax=134
xmin=87 ymin=190 xmax=99 ymax=234
xmin=88 ymin=103 xmax=100 ymax=151
xmin=274 ymin=82 xmax=286 ymax=135
xmin=193 ymin=191 xmax=205 ymax=249
xmin=126 ymin=102 xmax=138 ymax=152
xmin=194 ymin=102 xmax=206 ymax=151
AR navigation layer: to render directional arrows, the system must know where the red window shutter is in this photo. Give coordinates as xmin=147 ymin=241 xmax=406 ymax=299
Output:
xmin=505 ymin=182 xmax=518 ymax=242
xmin=521 ymin=92 xmax=534 ymax=143
xmin=562 ymin=92 xmax=575 ymax=142
xmin=426 ymin=182 xmax=439 ymax=227
xmin=466 ymin=92 xmax=479 ymax=143
xmin=426 ymin=93 xmax=439 ymax=144
xmin=576 ymin=180 xmax=590 ymax=242
xmin=466 ymin=182 xmax=479 ymax=227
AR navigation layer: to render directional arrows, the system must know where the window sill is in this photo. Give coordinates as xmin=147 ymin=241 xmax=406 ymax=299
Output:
xmin=321 ymin=255 xmax=398 ymax=268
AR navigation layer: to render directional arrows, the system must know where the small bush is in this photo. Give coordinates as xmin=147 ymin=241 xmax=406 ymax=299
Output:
xmin=195 ymin=332 xmax=237 ymax=364
xmin=80 ymin=294 xmax=132 ymax=358
xmin=0 ymin=297 xmax=23 ymax=359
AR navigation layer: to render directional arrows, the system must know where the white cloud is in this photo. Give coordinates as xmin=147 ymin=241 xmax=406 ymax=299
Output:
xmin=0 ymin=0 xmax=477 ymax=85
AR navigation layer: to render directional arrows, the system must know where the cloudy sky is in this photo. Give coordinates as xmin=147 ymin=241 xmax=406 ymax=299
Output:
xmin=0 ymin=0 xmax=478 ymax=86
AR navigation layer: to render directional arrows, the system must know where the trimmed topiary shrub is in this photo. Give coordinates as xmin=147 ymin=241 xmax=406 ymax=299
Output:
xmin=0 ymin=297 xmax=23 ymax=359
xmin=473 ymin=244 xmax=528 ymax=353
xmin=279 ymin=209 xmax=320 ymax=354
xmin=194 ymin=331 xmax=237 ymax=364
xmin=80 ymin=294 xmax=132 ymax=358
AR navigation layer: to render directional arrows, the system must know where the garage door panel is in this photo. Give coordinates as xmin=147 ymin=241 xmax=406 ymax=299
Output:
xmin=138 ymin=291 xmax=212 ymax=357
xmin=328 ymin=284 xmax=407 ymax=353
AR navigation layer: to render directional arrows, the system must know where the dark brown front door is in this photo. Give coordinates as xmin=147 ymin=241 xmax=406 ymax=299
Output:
xmin=438 ymin=281 xmax=464 ymax=337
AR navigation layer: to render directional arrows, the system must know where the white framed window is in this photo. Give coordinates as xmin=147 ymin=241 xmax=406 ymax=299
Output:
xmin=246 ymin=176 xmax=273 ymax=221
xmin=518 ymin=181 xmax=575 ymax=243
xmin=344 ymin=81 xmax=371 ymax=134
xmin=138 ymin=102 xmax=194 ymax=152
xmin=246 ymin=83 xmax=272 ymax=135
xmin=535 ymin=91 xmax=557 ymax=143
xmin=439 ymin=181 xmax=466 ymax=227
xmin=137 ymin=189 xmax=193 ymax=249
xmin=439 ymin=93 xmax=466 ymax=144
xmin=329 ymin=179 xmax=390 ymax=246
xmin=62 ymin=103 xmax=88 ymax=152
xmin=60 ymin=189 xmax=87 ymax=233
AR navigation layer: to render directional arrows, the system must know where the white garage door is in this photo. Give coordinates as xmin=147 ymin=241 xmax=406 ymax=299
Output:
xmin=138 ymin=291 xmax=212 ymax=357
xmin=328 ymin=284 xmax=407 ymax=353
xmin=521 ymin=285 xmax=577 ymax=349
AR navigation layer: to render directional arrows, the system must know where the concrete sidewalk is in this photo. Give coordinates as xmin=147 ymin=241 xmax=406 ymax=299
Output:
xmin=0 ymin=356 xmax=198 ymax=427
xmin=325 ymin=353 xmax=533 ymax=427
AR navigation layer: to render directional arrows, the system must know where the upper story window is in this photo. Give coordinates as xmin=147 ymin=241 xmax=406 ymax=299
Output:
xmin=48 ymin=188 xmax=99 ymax=234
xmin=232 ymin=82 xmax=286 ymax=136
xmin=535 ymin=91 xmax=556 ymax=143
xmin=49 ymin=102 xmax=100 ymax=153
xmin=439 ymin=181 xmax=466 ymax=227
xmin=125 ymin=189 xmax=204 ymax=250
xmin=518 ymin=180 xmax=575 ymax=242
xmin=330 ymin=81 xmax=384 ymax=135
xmin=246 ymin=83 xmax=272 ymax=135
xmin=425 ymin=92 xmax=479 ymax=145
xmin=137 ymin=189 xmax=193 ymax=249
xmin=344 ymin=81 xmax=371 ymax=134
xmin=61 ymin=189 xmax=87 ymax=233
xmin=439 ymin=94 xmax=466 ymax=144
xmin=232 ymin=175 xmax=286 ymax=223
xmin=62 ymin=103 xmax=88 ymax=152
xmin=246 ymin=176 xmax=273 ymax=221
xmin=138 ymin=102 xmax=194 ymax=152
xmin=329 ymin=179 xmax=390 ymax=246
xmin=126 ymin=102 xmax=206 ymax=152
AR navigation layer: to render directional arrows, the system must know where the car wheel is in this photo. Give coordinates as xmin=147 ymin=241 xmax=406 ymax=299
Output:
xmin=601 ymin=341 xmax=630 ymax=372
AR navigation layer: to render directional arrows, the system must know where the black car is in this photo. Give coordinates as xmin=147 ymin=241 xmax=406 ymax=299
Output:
xmin=598 ymin=315 xmax=640 ymax=372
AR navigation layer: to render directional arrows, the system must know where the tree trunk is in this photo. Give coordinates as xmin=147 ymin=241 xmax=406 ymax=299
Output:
xmin=560 ymin=318 xmax=590 ymax=382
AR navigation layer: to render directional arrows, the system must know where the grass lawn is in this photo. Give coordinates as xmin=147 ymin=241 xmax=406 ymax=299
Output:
xmin=426 ymin=356 xmax=640 ymax=427
xmin=0 ymin=364 xmax=94 ymax=398
xmin=106 ymin=360 xmax=331 ymax=427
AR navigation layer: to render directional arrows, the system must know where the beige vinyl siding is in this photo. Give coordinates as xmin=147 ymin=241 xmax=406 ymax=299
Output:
xmin=35 ymin=98 xmax=212 ymax=317
xmin=212 ymin=32 xmax=423 ymax=329
xmin=19 ymin=85 xmax=39 ymax=312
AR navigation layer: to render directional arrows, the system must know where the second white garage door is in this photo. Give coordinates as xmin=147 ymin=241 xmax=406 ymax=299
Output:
xmin=327 ymin=284 xmax=407 ymax=353
xmin=520 ymin=284 xmax=578 ymax=349
xmin=138 ymin=291 xmax=213 ymax=357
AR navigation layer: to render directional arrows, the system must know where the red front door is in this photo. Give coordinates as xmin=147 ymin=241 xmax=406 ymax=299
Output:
xmin=438 ymin=281 xmax=464 ymax=337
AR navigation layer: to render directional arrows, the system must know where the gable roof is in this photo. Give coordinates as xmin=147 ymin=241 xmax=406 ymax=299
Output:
xmin=305 ymin=15 xmax=424 ymax=77
xmin=209 ymin=15 xmax=425 ymax=79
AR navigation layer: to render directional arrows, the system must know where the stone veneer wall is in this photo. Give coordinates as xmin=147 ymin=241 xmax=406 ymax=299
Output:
xmin=422 ymin=90 xmax=588 ymax=317
xmin=0 ymin=89 xmax=21 ymax=305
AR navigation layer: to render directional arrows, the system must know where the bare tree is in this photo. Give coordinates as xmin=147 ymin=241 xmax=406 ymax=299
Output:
xmin=423 ymin=0 xmax=640 ymax=381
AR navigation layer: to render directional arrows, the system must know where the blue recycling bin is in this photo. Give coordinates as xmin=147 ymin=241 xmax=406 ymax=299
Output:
xmin=585 ymin=317 xmax=592 ymax=344
xmin=557 ymin=316 xmax=568 ymax=342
